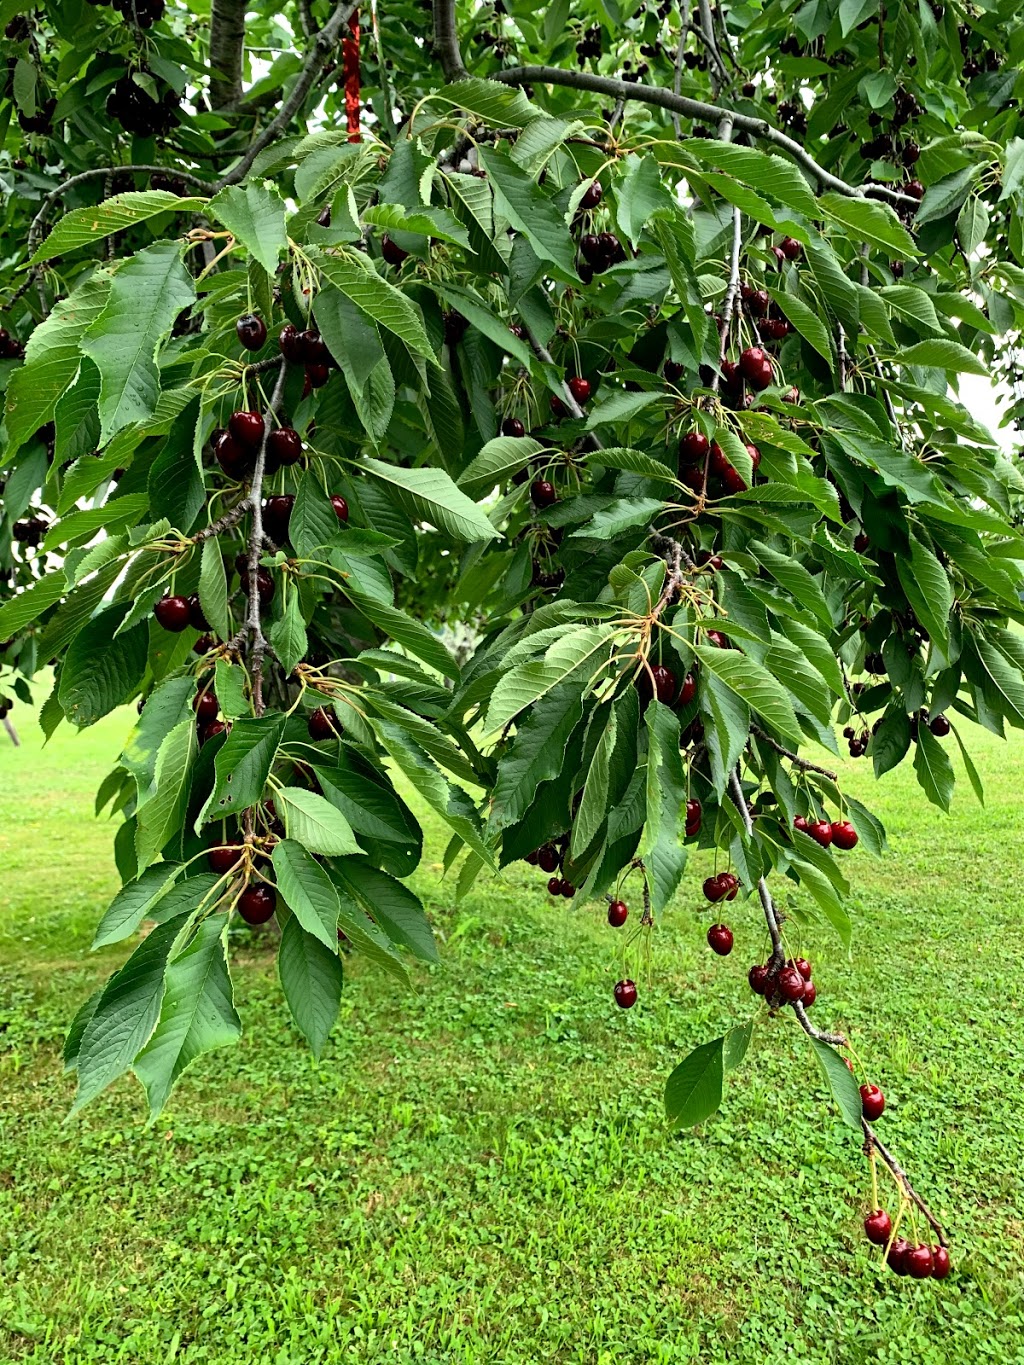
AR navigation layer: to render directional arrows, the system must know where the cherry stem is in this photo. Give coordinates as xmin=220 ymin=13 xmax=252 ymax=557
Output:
xmin=863 ymin=1121 xmax=947 ymax=1245
xmin=245 ymin=359 xmax=289 ymax=716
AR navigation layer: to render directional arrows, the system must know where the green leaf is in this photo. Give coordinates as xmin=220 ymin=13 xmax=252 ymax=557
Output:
xmin=432 ymin=77 xmax=541 ymax=129
xmin=208 ymin=182 xmax=288 ymax=274
xmin=133 ymin=915 xmax=241 ymax=1116
xmin=685 ymin=142 xmax=817 ymax=217
xmin=808 ymin=1038 xmax=862 ymax=1129
xmin=820 ymin=193 xmax=917 ymax=259
xmin=842 ymin=794 xmax=887 ymax=856
xmin=276 ymin=786 xmax=363 ymax=856
xmin=272 ymin=840 xmax=340 ymax=950
xmin=361 ymin=456 xmax=499 ymax=543
xmin=896 ymin=339 xmax=987 ymax=375
xmin=590 ymin=446 xmax=679 ymax=484
xmin=267 ymin=591 xmax=308 ymax=677
xmin=485 ymin=624 xmax=618 ymax=734
xmin=198 ymin=538 xmax=229 ymax=643
xmin=458 ymin=435 xmax=545 ymax=497
xmin=913 ymin=725 xmax=955 ymax=812
xmin=135 ymin=717 xmax=198 ymax=871
xmin=198 ymin=714 xmax=287 ymax=825
xmin=316 ymin=249 xmax=437 ymax=364
xmin=957 ymin=196 xmax=989 ymax=256
xmin=572 ymin=705 xmax=616 ymax=858
xmin=478 ymin=145 xmax=578 ymax=278
xmin=664 ymin=1037 xmax=724 ymax=1130
xmin=487 ymin=684 xmax=584 ymax=833
xmin=332 ymin=859 xmax=438 ymax=962
xmin=344 ymin=584 xmax=460 ymax=681
xmin=791 ymin=858 xmax=852 ymax=948
xmin=723 ymin=1020 xmax=753 ymax=1073
xmin=767 ymin=289 xmax=833 ymax=362
xmin=641 ymin=701 xmax=689 ymax=913
xmin=951 ymin=725 xmax=985 ymax=805
xmin=361 ymin=202 xmax=471 ymax=249
xmin=29 ymin=190 xmax=206 ymax=265
xmin=58 ymin=606 xmax=148 ymax=727
xmin=584 ymin=389 xmax=664 ymax=430
xmin=615 ymin=153 xmax=674 ymax=246
xmin=896 ymin=535 xmax=952 ymax=652
xmin=80 ymin=242 xmax=196 ymax=443
xmin=278 ymin=914 xmax=343 ymax=1058
xmin=215 ymin=658 xmax=251 ymax=719
xmin=695 ymin=645 xmax=803 ymax=746
xmin=570 ymin=497 xmax=665 ymax=539
xmin=749 ymin=540 xmax=833 ymax=629
xmin=872 ymin=709 xmax=911 ymax=778
xmin=93 ymin=870 xmax=221 ymax=950
xmin=0 ymin=572 xmax=67 ymax=637
xmin=839 ymin=0 xmax=877 ymax=35
xmin=73 ymin=914 xmax=187 ymax=1112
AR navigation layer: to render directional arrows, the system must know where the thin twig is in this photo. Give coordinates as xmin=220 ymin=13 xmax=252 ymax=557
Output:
xmin=750 ymin=726 xmax=838 ymax=781
xmin=214 ymin=0 xmax=361 ymax=190
xmin=246 ymin=361 xmax=289 ymax=714
xmin=494 ymin=66 xmax=917 ymax=208
xmin=728 ymin=767 xmax=784 ymax=968
xmin=696 ymin=0 xmax=730 ymax=95
xmin=670 ymin=6 xmax=689 ymax=140
xmin=863 ymin=1122 xmax=947 ymax=1244
xmin=193 ymin=499 xmax=250 ymax=542
xmin=792 ymin=1000 xmax=847 ymax=1046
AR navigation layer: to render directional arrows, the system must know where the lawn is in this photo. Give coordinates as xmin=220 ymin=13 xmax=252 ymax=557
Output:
xmin=1 ymin=690 xmax=1023 ymax=1364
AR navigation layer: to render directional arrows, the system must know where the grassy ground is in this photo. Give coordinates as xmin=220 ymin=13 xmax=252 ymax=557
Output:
xmin=1 ymin=690 xmax=1023 ymax=1365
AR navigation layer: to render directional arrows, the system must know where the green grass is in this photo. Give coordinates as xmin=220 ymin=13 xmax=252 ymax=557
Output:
xmin=1 ymin=693 xmax=1024 ymax=1364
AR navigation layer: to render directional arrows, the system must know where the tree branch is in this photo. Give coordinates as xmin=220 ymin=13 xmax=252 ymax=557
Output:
xmin=729 ymin=767 xmax=784 ymax=968
xmin=209 ymin=0 xmax=247 ymax=110
xmin=750 ymin=725 xmax=838 ymax=781
xmin=863 ymin=1122 xmax=947 ymax=1244
xmin=433 ymin=0 xmax=468 ymax=81
xmin=214 ymin=0 xmax=360 ymax=191
xmin=521 ymin=326 xmax=603 ymax=450
xmin=494 ymin=66 xmax=917 ymax=208
xmin=246 ymin=361 xmax=289 ymax=715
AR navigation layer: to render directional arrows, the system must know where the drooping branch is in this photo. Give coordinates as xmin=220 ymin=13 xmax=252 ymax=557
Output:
xmin=863 ymin=1122 xmax=947 ymax=1244
xmin=433 ymin=0 xmax=468 ymax=81
xmin=209 ymin=0 xmax=247 ymax=110
xmin=213 ymin=0 xmax=360 ymax=191
xmin=750 ymin=725 xmax=838 ymax=782
xmin=494 ymin=66 xmax=916 ymax=208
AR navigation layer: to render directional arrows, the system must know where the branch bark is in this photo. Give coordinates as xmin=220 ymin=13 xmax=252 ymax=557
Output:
xmin=433 ymin=0 xmax=468 ymax=81
xmin=246 ymin=361 xmax=289 ymax=715
xmin=214 ymin=0 xmax=360 ymax=191
xmin=750 ymin=725 xmax=838 ymax=781
xmin=493 ymin=66 xmax=917 ymax=208
xmin=209 ymin=0 xmax=248 ymax=111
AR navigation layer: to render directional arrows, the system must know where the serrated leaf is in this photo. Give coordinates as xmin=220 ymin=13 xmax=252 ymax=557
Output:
xmin=199 ymin=538 xmax=229 ymax=643
xmin=896 ymin=339 xmax=987 ymax=375
xmin=570 ymin=497 xmax=665 ymax=539
xmin=695 ymin=645 xmax=802 ymax=745
xmin=315 ymin=249 xmax=437 ymax=364
xmin=485 ymin=624 xmax=618 ymax=734
xmin=29 ymin=191 xmax=206 ymax=265
xmin=686 ymin=142 xmax=817 ymax=217
xmin=276 ymin=786 xmax=362 ymax=855
xmin=590 ymin=446 xmax=679 ymax=484
xmin=896 ymin=534 xmax=952 ymax=652
xmin=208 ymin=182 xmax=288 ymax=274
xmin=135 ymin=717 xmax=198 ymax=871
xmin=332 ymin=858 xmax=437 ymax=962
xmin=278 ymin=914 xmax=343 ymax=1058
xmin=478 ymin=145 xmax=578 ymax=278
xmin=272 ymin=840 xmax=340 ymax=949
xmin=361 ymin=456 xmax=499 ymax=543
xmin=913 ymin=725 xmax=955 ymax=811
xmin=665 ymin=1037 xmax=724 ymax=1130
xmin=81 ymin=241 xmax=196 ymax=443
xmin=767 ymin=289 xmax=833 ymax=362
xmin=820 ymin=192 xmax=918 ymax=259
xmin=487 ymin=684 xmax=584 ymax=832
xmin=458 ymin=435 xmax=545 ymax=497
xmin=808 ymin=1038 xmax=862 ymax=1129
xmin=198 ymin=714 xmax=287 ymax=825
xmin=58 ymin=605 xmax=148 ymax=727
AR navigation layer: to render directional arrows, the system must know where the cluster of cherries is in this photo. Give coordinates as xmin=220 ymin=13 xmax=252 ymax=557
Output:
xmin=0 ymin=328 xmax=25 ymax=360
xmin=740 ymin=284 xmax=793 ymax=343
xmin=237 ymin=312 xmax=338 ymax=394
xmin=571 ymin=180 xmax=628 ymax=283
xmin=106 ymin=70 xmax=179 ymax=136
xmin=550 ymin=375 xmax=592 ymax=420
xmin=865 ymin=1209 xmax=951 ymax=1280
xmin=793 ymin=814 xmax=858 ymax=850
xmin=843 ymin=724 xmax=871 ymax=758
xmin=525 ymin=840 xmax=577 ymax=899
xmin=678 ymin=429 xmax=761 ymax=496
xmin=748 ymin=954 xmax=817 ymax=1009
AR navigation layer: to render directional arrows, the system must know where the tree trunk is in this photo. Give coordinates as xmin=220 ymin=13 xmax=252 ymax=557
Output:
xmin=209 ymin=0 xmax=247 ymax=110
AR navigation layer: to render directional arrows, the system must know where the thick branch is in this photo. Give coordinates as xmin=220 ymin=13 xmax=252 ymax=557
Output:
xmin=750 ymin=725 xmax=838 ymax=781
xmin=214 ymin=0 xmax=360 ymax=190
xmin=696 ymin=0 xmax=729 ymax=95
xmin=209 ymin=0 xmax=247 ymax=110
xmin=494 ymin=67 xmax=916 ymax=208
xmin=433 ymin=0 xmax=468 ymax=81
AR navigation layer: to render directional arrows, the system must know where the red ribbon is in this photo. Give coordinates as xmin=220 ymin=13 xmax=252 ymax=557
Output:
xmin=342 ymin=13 xmax=361 ymax=143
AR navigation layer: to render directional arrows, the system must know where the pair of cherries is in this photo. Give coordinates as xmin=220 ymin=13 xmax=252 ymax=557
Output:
xmin=703 ymin=871 xmax=738 ymax=903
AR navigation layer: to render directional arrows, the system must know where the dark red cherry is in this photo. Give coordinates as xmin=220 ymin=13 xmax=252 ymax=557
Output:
xmin=664 ymin=359 xmax=684 ymax=383
xmin=777 ymin=966 xmax=805 ymax=1002
xmin=745 ymin=442 xmax=761 ymax=471
xmin=316 ymin=204 xmax=332 ymax=227
xmin=560 ymin=880 xmax=576 ymax=899
xmin=381 ymin=235 xmax=409 ymax=267
xmin=607 ymin=899 xmax=629 ymax=927
xmin=208 ymin=842 xmax=244 ymax=874
xmin=299 ymin=330 xmax=329 ymax=365
xmin=685 ymin=797 xmax=701 ymax=835
xmin=703 ymin=875 xmax=726 ymax=904
xmin=278 ymin=324 xmax=305 ymax=362
xmin=579 ymin=179 xmax=603 ymax=210
xmin=678 ymin=671 xmax=697 ymax=706
xmin=887 ymin=1237 xmax=911 ymax=1275
xmin=860 ymin=1083 xmax=885 ymax=1121
xmin=802 ymin=980 xmax=817 ymax=1006
xmin=793 ymin=957 xmax=812 ymax=981
xmin=739 ymin=347 xmax=770 ymax=383
xmin=502 ymin=416 xmax=526 ymax=438
xmin=308 ymin=706 xmax=340 ymax=741
xmin=547 ymin=876 xmax=562 ymax=895
xmin=213 ymin=430 xmax=250 ymax=479
xmin=235 ymin=314 xmax=267 ymax=351
xmin=268 ymin=427 xmax=302 ymax=466
xmin=906 ymin=1245 xmax=934 ymax=1280
xmin=707 ymin=923 xmax=733 ymax=956
xmin=679 ymin=431 xmax=709 ymax=465
xmin=864 ymin=1209 xmax=892 ymax=1246
xmin=904 ymin=179 xmax=925 ymax=200
xmin=637 ymin=664 xmax=677 ymax=706
xmin=930 ymin=713 xmax=950 ymax=737
xmin=238 ymin=884 xmax=276 ymax=924
xmin=199 ymin=718 xmax=228 ymax=744
xmin=194 ymin=690 xmax=219 ymax=724
xmin=793 ymin=814 xmax=809 ymax=833
xmin=229 ymin=410 xmax=265 ymax=448
xmin=263 ymin=494 xmax=294 ymax=544
xmin=613 ymin=979 xmax=637 ymax=1009
xmin=931 ymin=1246 xmax=951 ymax=1279
xmin=567 ymin=376 xmax=592 ymax=405
xmin=780 ymin=237 xmax=802 ymax=260
xmin=748 ymin=964 xmax=768 ymax=995
xmin=705 ymin=629 xmax=727 ymax=649
xmin=531 ymin=479 xmax=558 ymax=509
xmin=721 ymin=465 xmax=747 ymax=494
xmin=537 ymin=845 xmax=561 ymax=874
xmin=331 ymin=494 xmax=349 ymax=522
xmin=306 ymin=362 xmax=331 ymax=388
xmin=580 ymin=233 xmax=603 ymax=263
xmin=187 ymin=593 xmax=209 ymax=631
xmin=153 ymin=595 xmax=191 ymax=632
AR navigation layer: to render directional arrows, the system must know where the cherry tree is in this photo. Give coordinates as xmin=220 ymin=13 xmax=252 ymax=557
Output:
xmin=3 ymin=0 xmax=1022 ymax=1279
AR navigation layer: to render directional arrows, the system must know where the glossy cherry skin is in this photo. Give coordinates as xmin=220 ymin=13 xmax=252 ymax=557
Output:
xmin=560 ymin=880 xmax=576 ymax=899
xmin=236 ymin=314 xmax=267 ymax=351
xmin=721 ymin=465 xmax=747 ymax=494
xmin=308 ymin=706 xmax=339 ymax=741
xmin=906 ymin=1244 xmax=934 ymax=1280
xmin=579 ymin=179 xmax=603 ymax=210
xmin=679 ymin=430 xmax=710 ymax=464
xmin=860 ymin=1083 xmax=885 ymax=1121
xmin=830 ymin=820 xmax=859 ymax=850
xmin=637 ymin=664 xmax=678 ymax=707
xmin=381 ymin=235 xmax=409 ymax=267
xmin=531 ymin=479 xmax=558 ymax=509
xmin=154 ymin=595 xmax=191 ymax=632
xmin=778 ymin=966 xmax=805 ymax=1002
xmin=229 ymin=410 xmax=265 ymax=448
xmin=331 ymin=494 xmax=349 ymax=523
xmin=678 ymin=672 xmax=697 ymax=707
xmin=793 ymin=957 xmax=812 ymax=981
xmin=614 ymin=979 xmax=638 ymax=1009
xmin=580 ymin=234 xmax=603 ymax=263
xmin=501 ymin=417 xmax=525 ymax=438
xmin=707 ymin=923 xmax=733 ymax=956
xmin=549 ymin=395 xmax=567 ymax=418
xmin=184 ymin=594 xmax=207 ymax=632
xmin=608 ymin=899 xmax=629 ymax=927
xmin=793 ymin=815 xmax=809 ymax=833
xmin=664 ymin=359 xmax=684 ymax=383
xmin=864 ymin=1209 xmax=893 ymax=1246
xmin=213 ymin=430 xmax=250 ymax=479
xmin=306 ymin=362 xmax=331 ymax=388
xmin=808 ymin=819 xmax=833 ymax=848
xmin=299 ymin=330 xmax=329 ymax=365
xmin=887 ymin=1237 xmax=911 ymax=1275
xmin=567 ymin=376 xmax=592 ymax=405
xmin=930 ymin=713 xmax=951 ymax=737
xmin=548 ymin=876 xmax=562 ymax=895
xmin=931 ymin=1245 xmax=951 ymax=1279
xmin=278 ymin=324 xmax=305 ymax=362
xmin=238 ymin=884 xmax=276 ymax=924
xmin=685 ymin=798 xmax=702 ymax=835
xmin=268 ymin=427 xmax=302 ymax=466
xmin=194 ymin=692 xmax=219 ymax=725
xmin=780 ymin=237 xmax=802 ymax=260
xmin=208 ymin=842 xmax=244 ymax=874
xmin=748 ymin=964 xmax=768 ymax=995
xmin=745 ymin=442 xmax=762 ymax=471
xmin=738 ymin=346 xmax=770 ymax=383
xmin=537 ymin=845 xmax=561 ymax=874
xmin=199 ymin=718 xmax=228 ymax=744
xmin=263 ymin=495 xmax=295 ymax=545
xmin=801 ymin=980 xmax=817 ymax=1007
